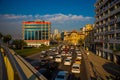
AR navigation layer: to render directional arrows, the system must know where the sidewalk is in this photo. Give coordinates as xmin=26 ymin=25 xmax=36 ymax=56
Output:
xmin=86 ymin=51 xmax=120 ymax=80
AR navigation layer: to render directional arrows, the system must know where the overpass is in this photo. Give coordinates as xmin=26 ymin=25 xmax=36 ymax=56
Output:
xmin=0 ymin=43 xmax=47 ymax=80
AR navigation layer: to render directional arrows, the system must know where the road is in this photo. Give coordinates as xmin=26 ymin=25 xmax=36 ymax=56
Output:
xmin=25 ymin=46 xmax=88 ymax=80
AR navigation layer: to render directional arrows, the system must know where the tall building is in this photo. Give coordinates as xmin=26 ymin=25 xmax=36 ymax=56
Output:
xmin=22 ymin=20 xmax=51 ymax=47
xmin=54 ymin=29 xmax=59 ymax=35
xmin=83 ymin=24 xmax=94 ymax=51
xmin=94 ymin=0 xmax=120 ymax=64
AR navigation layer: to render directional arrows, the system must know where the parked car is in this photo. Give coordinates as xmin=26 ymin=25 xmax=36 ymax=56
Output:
xmin=55 ymin=71 xmax=69 ymax=80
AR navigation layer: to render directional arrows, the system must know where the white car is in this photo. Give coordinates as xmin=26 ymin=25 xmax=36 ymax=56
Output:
xmin=66 ymin=56 xmax=72 ymax=59
xmin=77 ymin=53 xmax=82 ymax=56
xmin=71 ymin=63 xmax=80 ymax=73
xmin=55 ymin=55 xmax=62 ymax=62
xmin=77 ymin=55 xmax=82 ymax=59
xmin=64 ymin=58 xmax=71 ymax=65
xmin=55 ymin=71 xmax=68 ymax=80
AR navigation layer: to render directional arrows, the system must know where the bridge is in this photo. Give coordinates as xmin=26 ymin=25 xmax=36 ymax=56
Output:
xmin=0 ymin=43 xmax=47 ymax=80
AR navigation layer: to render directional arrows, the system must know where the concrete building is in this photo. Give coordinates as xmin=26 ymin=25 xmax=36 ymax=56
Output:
xmin=94 ymin=0 xmax=120 ymax=64
xmin=54 ymin=29 xmax=59 ymax=35
xmin=83 ymin=24 xmax=94 ymax=51
xmin=22 ymin=20 xmax=51 ymax=47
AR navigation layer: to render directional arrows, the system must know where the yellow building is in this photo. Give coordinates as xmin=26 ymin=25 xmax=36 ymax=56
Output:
xmin=64 ymin=30 xmax=84 ymax=45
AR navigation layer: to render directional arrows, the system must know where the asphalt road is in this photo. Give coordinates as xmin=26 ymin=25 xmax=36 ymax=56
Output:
xmin=25 ymin=46 xmax=88 ymax=80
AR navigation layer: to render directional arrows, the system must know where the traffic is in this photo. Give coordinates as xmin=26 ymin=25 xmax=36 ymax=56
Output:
xmin=28 ymin=45 xmax=87 ymax=80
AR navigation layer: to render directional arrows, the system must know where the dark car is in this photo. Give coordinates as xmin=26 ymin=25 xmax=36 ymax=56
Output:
xmin=38 ymin=68 xmax=52 ymax=79
xmin=40 ymin=59 xmax=49 ymax=66
xmin=45 ymin=61 xmax=58 ymax=71
xmin=30 ymin=60 xmax=41 ymax=70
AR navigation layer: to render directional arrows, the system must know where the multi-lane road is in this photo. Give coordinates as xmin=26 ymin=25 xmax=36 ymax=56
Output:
xmin=26 ymin=45 xmax=89 ymax=80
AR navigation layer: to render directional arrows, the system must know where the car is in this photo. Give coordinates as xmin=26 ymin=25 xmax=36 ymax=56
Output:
xmin=66 ymin=56 xmax=72 ymax=59
xmin=71 ymin=63 xmax=80 ymax=73
xmin=55 ymin=71 xmax=69 ymax=80
xmin=40 ymin=59 xmax=48 ymax=66
xmin=45 ymin=61 xmax=58 ymax=71
xmin=77 ymin=53 xmax=82 ymax=56
xmin=77 ymin=55 xmax=82 ymax=59
xmin=75 ymin=58 xmax=81 ymax=64
xmin=55 ymin=55 xmax=62 ymax=62
xmin=64 ymin=58 xmax=71 ymax=65
xmin=30 ymin=60 xmax=41 ymax=70
xmin=38 ymin=68 xmax=52 ymax=79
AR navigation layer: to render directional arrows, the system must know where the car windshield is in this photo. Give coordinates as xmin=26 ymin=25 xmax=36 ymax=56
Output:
xmin=76 ymin=59 xmax=80 ymax=61
xmin=56 ymin=56 xmax=61 ymax=58
xmin=57 ymin=75 xmax=64 ymax=79
xmin=65 ymin=60 xmax=70 ymax=62
xmin=73 ymin=66 xmax=79 ymax=69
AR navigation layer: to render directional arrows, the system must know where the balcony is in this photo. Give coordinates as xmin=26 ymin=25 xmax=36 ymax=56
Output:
xmin=109 ymin=37 xmax=120 ymax=43
xmin=95 ymin=0 xmax=108 ymax=10
xmin=96 ymin=7 xmax=120 ymax=23
xmin=94 ymin=39 xmax=103 ymax=43
xmin=115 ymin=29 xmax=120 ymax=33
xmin=104 ymin=30 xmax=115 ymax=35
xmin=108 ymin=18 xmax=117 ymax=25
xmin=116 ymin=17 xmax=120 ymax=23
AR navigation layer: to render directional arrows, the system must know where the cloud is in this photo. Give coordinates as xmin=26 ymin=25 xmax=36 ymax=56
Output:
xmin=0 ymin=13 xmax=94 ymax=39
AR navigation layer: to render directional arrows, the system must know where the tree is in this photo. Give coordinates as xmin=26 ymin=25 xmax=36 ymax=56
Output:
xmin=0 ymin=32 xmax=3 ymax=39
xmin=12 ymin=39 xmax=27 ymax=50
xmin=3 ymin=34 xmax=12 ymax=44
xmin=19 ymin=40 xmax=27 ymax=50
xmin=78 ymin=38 xmax=84 ymax=46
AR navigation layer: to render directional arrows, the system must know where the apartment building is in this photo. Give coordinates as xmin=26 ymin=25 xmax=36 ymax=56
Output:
xmin=94 ymin=0 xmax=120 ymax=64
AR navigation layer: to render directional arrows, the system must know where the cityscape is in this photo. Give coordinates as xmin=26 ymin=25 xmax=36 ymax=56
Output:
xmin=0 ymin=0 xmax=120 ymax=80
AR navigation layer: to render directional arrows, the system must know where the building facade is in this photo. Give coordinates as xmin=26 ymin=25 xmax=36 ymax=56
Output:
xmin=83 ymin=24 xmax=94 ymax=51
xmin=22 ymin=20 xmax=51 ymax=47
xmin=64 ymin=30 xmax=84 ymax=45
xmin=94 ymin=0 xmax=120 ymax=64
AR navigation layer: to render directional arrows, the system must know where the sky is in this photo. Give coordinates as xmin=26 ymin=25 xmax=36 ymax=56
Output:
xmin=0 ymin=0 xmax=96 ymax=39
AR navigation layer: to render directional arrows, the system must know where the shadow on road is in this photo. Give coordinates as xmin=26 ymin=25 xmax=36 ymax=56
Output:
xmin=102 ymin=62 xmax=120 ymax=80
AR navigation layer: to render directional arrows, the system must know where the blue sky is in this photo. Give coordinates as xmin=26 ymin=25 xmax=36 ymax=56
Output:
xmin=0 ymin=0 xmax=96 ymax=39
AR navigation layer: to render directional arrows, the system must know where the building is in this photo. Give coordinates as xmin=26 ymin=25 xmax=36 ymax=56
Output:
xmin=94 ymin=0 xmax=120 ymax=64
xmin=22 ymin=20 xmax=51 ymax=47
xmin=83 ymin=24 xmax=94 ymax=51
xmin=64 ymin=30 xmax=84 ymax=45
xmin=54 ymin=29 xmax=59 ymax=35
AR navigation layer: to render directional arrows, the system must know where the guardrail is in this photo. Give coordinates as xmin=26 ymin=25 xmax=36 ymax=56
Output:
xmin=10 ymin=49 xmax=47 ymax=80
xmin=0 ymin=41 xmax=47 ymax=80
xmin=1 ymin=45 xmax=28 ymax=80
xmin=0 ymin=52 xmax=8 ymax=80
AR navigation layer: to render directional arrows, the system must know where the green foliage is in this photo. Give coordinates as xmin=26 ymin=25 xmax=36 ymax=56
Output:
xmin=3 ymin=34 xmax=12 ymax=43
xmin=0 ymin=32 xmax=3 ymax=39
xmin=15 ymin=46 xmax=50 ymax=57
xmin=12 ymin=39 xmax=27 ymax=49
xmin=78 ymin=38 xmax=84 ymax=46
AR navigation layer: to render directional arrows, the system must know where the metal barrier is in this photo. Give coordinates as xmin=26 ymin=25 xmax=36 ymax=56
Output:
xmin=1 ymin=45 xmax=28 ymax=80
xmin=0 ymin=42 xmax=47 ymax=80
xmin=0 ymin=52 xmax=8 ymax=80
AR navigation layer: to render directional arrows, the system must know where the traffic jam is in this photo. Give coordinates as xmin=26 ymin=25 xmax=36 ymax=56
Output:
xmin=30 ymin=45 xmax=83 ymax=80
